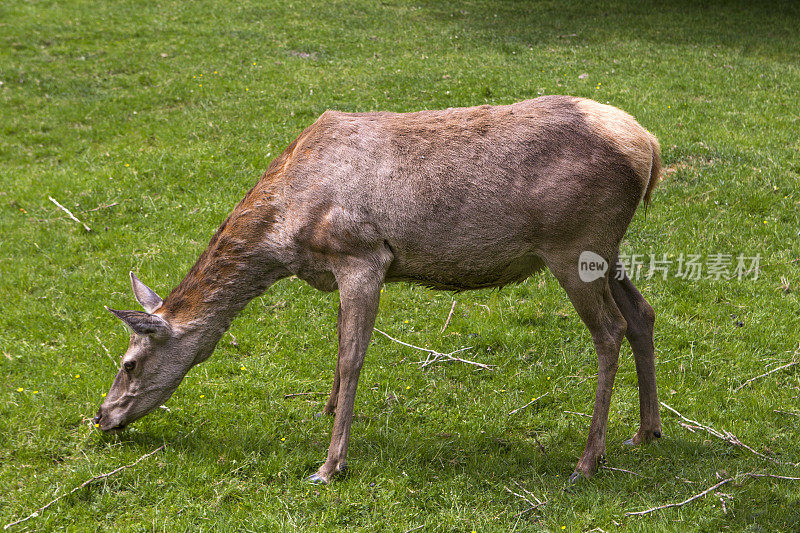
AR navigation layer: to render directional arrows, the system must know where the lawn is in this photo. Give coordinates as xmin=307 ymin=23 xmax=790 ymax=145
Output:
xmin=1 ymin=0 xmax=799 ymax=530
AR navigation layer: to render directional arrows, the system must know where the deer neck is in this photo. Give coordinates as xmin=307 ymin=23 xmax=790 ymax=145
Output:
xmin=160 ymin=196 xmax=289 ymax=360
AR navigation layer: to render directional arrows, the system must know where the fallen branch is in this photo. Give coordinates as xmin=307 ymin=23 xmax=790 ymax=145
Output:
xmin=564 ymin=410 xmax=591 ymax=418
xmin=602 ymin=466 xmax=643 ymax=477
xmin=440 ymin=300 xmax=457 ymax=333
xmin=508 ymin=392 xmax=550 ymax=415
xmin=283 ymin=392 xmax=325 ymax=399
xmin=746 ymin=472 xmax=800 ymax=481
xmin=625 ymin=477 xmax=733 ymax=517
xmin=49 ymin=196 xmax=91 ymax=232
xmin=505 ymin=481 xmax=546 ymax=517
xmin=84 ymin=201 xmax=119 ymax=213
xmin=373 ymin=328 xmax=493 ymax=370
xmin=661 ymin=402 xmax=797 ymax=466
xmin=734 ymin=361 xmax=797 ymax=392
xmin=94 ymin=334 xmax=117 ymax=367
xmin=4 ymin=444 xmax=166 ymax=530
xmin=626 ymin=472 xmax=800 ymax=518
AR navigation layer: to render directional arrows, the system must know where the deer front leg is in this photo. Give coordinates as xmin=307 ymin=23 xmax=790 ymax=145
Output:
xmin=308 ymin=260 xmax=385 ymax=484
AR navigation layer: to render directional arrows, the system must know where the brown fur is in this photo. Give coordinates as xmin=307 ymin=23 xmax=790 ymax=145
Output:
xmin=97 ymin=95 xmax=662 ymax=484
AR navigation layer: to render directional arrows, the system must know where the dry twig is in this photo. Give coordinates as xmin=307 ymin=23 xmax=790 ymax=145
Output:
xmin=602 ymin=466 xmax=643 ymax=477
xmin=84 ymin=201 xmax=119 ymax=212
xmin=564 ymin=410 xmax=591 ymax=418
xmin=625 ymin=477 xmax=733 ymax=517
xmin=626 ymin=472 xmax=800 ymax=518
xmin=49 ymin=196 xmax=91 ymax=232
xmin=440 ymin=300 xmax=457 ymax=333
xmin=284 ymin=392 xmax=325 ymax=399
xmin=94 ymin=334 xmax=117 ymax=367
xmin=4 ymin=444 xmax=166 ymax=530
xmin=734 ymin=361 xmax=797 ymax=392
xmin=505 ymin=481 xmax=546 ymax=517
xmin=508 ymin=392 xmax=550 ymax=415
xmin=746 ymin=472 xmax=800 ymax=481
xmin=661 ymin=402 xmax=797 ymax=466
xmin=373 ymin=328 xmax=493 ymax=370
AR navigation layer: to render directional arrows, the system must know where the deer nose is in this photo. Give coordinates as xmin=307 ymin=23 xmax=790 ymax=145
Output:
xmin=93 ymin=409 xmax=103 ymax=427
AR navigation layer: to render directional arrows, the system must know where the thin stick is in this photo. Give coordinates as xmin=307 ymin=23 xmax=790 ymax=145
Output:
xmin=94 ymin=334 xmax=117 ymax=367
xmin=4 ymin=444 xmax=166 ymax=530
xmin=564 ymin=410 xmax=592 ymax=418
xmin=661 ymin=402 xmax=796 ymax=466
xmin=440 ymin=300 xmax=457 ymax=333
xmin=508 ymin=392 xmax=549 ymax=415
xmin=84 ymin=201 xmax=119 ymax=213
xmin=734 ymin=361 xmax=797 ymax=392
xmin=49 ymin=196 xmax=91 ymax=232
xmin=504 ymin=486 xmax=535 ymax=507
xmin=747 ymin=472 xmax=800 ymax=481
xmin=505 ymin=483 xmax=546 ymax=518
xmin=512 ymin=480 xmax=543 ymax=505
xmin=283 ymin=392 xmax=325 ymax=399
xmin=624 ymin=477 xmax=733 ymax=517
xmin=373 ymin=328 xmax=493 ymax=370
xmin=420 ymin=348 xmax=492 ymax=370
xmin=374 ymin=327 xmax=438 ymax=355
xmin=602 ymin=466 xmax=643 ymax=477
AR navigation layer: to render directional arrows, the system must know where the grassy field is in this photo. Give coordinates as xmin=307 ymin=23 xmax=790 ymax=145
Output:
xmin=2 ymin=0 xmax=800 ymax=530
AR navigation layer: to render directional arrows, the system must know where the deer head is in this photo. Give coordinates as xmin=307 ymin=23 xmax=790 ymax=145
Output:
xmin=93 ymin=272 xmax=199 ymax=432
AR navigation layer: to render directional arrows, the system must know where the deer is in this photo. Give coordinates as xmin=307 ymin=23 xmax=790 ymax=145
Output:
xmin=95 ymin=95 xmax=663 ymax=484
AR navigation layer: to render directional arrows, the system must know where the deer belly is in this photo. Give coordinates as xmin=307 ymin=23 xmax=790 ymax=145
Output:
xmin=385 ymin=248 xmax=545 ymax=291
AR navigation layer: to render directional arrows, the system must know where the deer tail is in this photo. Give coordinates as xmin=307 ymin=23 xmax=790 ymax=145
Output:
xmin=643 ymin=134 xmax=662 ymax=209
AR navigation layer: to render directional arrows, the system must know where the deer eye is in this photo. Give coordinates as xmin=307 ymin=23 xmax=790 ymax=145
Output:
xmin=123 ymin=360 xmax=136 ymax=373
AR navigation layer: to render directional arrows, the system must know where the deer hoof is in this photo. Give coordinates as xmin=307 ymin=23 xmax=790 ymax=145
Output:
xmin=306 ymin=473 xmax=329 ymax=484
xmin=622 ymin=437 xmax=636 ymax=446
xmin=568 ymin=471 xmax=585 ymax=485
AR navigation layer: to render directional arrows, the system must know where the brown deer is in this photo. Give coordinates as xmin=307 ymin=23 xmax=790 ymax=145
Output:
xmin=95 ymin=95 xmax=663 ymax=484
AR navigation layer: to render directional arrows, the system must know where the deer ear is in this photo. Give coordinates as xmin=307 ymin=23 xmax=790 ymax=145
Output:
xmin=130 ymin=272 xmax=163 ymax=314
xmin=106 ymin=307 xmax=171 ymax=337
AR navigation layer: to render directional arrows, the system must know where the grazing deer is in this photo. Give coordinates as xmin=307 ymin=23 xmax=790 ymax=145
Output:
xmin=95 ymin=95 xmax=663 ymax=484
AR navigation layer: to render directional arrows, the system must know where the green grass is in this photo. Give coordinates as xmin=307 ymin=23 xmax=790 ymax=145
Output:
xmin=2 ymin=0 xmax=799 ymax=530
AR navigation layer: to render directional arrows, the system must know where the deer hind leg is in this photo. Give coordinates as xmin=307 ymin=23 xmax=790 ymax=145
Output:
xmin=548 ymin=256 xmax=627 ymax=483
xmin=609 ymin=269 xmax=662 ymax=445
xmin=321 ymin=307 xmax=343 ymax=416
xmin=307 ymin=255 xmax=387 ymax=484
